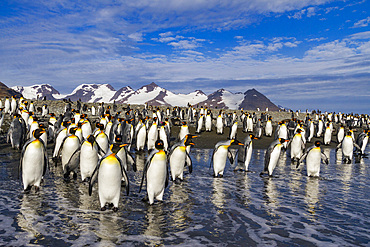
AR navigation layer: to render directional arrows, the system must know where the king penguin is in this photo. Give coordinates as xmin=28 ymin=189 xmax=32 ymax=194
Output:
xmin=19 ymin=129 xmax=48 ymax=192
xmin=234 ymin=134 xmax=257 ymax=172
xmin=80 ymin=135 xmax=103 ymax=182
xmin=297 ymin=141 xmax=328 ymax=177
xmin=139 ymin=140 xmax=168 ymax=205
xmin=262 ymin=138 xmax=289 ymax=176
xmin=168 ymin=134 xmax=196 ymax=183
xmin=229 ymin=120 xmax=238 ymax=140
xmin=210 ymin=139 xmax=243 ymax=177
xmin=290 ymin=128 xmax=305 ymax=163
xmin=336 ymin=131 xmax=362 ymax=163
xmin=89 ymin=143 xmax=130 ymax=211
xmin=178 ymin=121 xmax=190 ymax=141
xmin=216 ymin=112 xmax=224 ymax=135
xmin=60 ymin=127 xmax=81 ymax=178
xmin=135 ymin=118 xmax=147 ymax=152
xmin=265 ymin=116 xmax=273 ymax=137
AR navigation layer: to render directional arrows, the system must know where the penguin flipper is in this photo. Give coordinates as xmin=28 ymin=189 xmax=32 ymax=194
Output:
xmin=210 ymin=147 xmax=217 ymax=169
xmin=165 ymin=165 xmax=169 ymax=188
xmin=185 ymin=151 xmax=192 ymax=174
xmin=139 ymin=151 xmax=155 ymax=193
xmin=88 ymin=162 xmax=100 ymax=196
xmin=321 ymin=152 xmax=329 ymax=165
xmin=117 ymin=155 xmax=130 ymax=196
xmin=40 ymin=139 xmax=49 ymax=176
xmin=125 ymin=147 xmax=136 ymax=172
xmin=65 ymin=148 xmax=81 ymax=177
xmin=227 ymin=149 xmax=234 ymax=165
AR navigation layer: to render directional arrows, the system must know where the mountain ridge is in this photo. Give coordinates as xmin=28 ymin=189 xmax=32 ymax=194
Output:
xmin=11 ymin=82 xmax=279 ymax=110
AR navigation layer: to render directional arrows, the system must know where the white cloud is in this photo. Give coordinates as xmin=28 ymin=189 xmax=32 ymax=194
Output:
xmin=128 ymin=32 xmax=144 ymax=42
xmin=353 ymin=17 xmax=370 ymax=28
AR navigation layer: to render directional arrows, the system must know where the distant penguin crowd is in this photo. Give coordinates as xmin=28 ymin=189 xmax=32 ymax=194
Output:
xmin=0 ymin=96 xmax=369 ymax=211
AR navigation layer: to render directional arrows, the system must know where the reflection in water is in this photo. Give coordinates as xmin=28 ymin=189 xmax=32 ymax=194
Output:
xmin=169 ymin=184 xmax=191 ymax=229
xmin=340 ymin=164 xmax=352 ymax=195
xmin=194 ymin=149 xmax=211 ymax=164
xmin=96 ymin=214 xmax=122 ymax=246
xmin=211 ymin=179 xmax=225 ymax=213
xmin=305 ymin=177 xmax=320 ymax=222
xmin=143 ymin=205 xmax=165 ymax=246
xmin=323 ymin=148 xmax=331 ymax=164
xmin=336 ymin=149 xmax=343 ymax=165
xmin=263 ymin=178 xmax=280 ymax=219
xmin=17 ymin=194 xmax=43 ymax=244
xmin=234 ymin=173 xmax=251 ymax=206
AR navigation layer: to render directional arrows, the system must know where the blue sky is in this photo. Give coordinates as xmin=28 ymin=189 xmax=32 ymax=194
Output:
xmin=0 ymin=0 xmax=369 ymax=113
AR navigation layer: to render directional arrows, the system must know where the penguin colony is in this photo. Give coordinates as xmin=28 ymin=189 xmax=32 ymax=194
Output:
xmin=1 ymin=96 xmax=369 ymax=210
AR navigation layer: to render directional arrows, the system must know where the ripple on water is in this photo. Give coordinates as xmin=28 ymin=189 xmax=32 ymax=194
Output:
xmin=0 ymin=144 xmax=368 ymax=246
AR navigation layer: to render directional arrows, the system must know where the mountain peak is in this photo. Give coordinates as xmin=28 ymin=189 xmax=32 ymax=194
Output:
xmin=10 ymin=83 xmax=280 ymax=110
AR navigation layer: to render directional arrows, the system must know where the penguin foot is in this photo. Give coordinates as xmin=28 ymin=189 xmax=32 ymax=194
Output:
xmin=112 ymin=207 xmax=118 ymax=212
xmin=142 ymin=195 xmax=149 ymax=202
xmin=101 ymin=206 xmax=107 ymax=211
xmin=73 ymin=173 xmax=78 ymax=180
xmin=24 ymin=185 xmax=32 ymax=193
xmin=34 ymin=186 xmax=40 ymax=193
xmin=121 ymin=180 xmax=127 ymax=187
xmin=174 ymin=178 xmax=182 ymax=184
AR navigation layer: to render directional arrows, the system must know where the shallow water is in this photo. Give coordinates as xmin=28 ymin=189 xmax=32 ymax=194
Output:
xmin=0 ymin=138 xmax=369 ymax=246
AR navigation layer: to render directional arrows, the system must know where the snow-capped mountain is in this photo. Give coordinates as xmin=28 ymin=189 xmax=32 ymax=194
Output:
xmin=11 ymin=82 xmax=279 ymax=110
xmin=197 ymin=89 xmax=244 ymax=109
xmin=11 ymin=84 xmax=60 ymax=100
xmin=59 ymin=84 xmax=116 ymax=103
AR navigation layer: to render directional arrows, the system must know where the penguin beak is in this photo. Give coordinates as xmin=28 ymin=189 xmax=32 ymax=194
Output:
xmin=120 ymin=144 xmax=128 ymax=147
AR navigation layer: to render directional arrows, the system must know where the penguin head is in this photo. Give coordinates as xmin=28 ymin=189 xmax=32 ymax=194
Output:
xmin=249 ymin=134 xmax=258 ymax=140
xmin=184 ymin=134 xmax=197 ymax=146
xmin=87 ymin=135 xmax=96 ymax=144
xmin=155 ymin=140 xmax=164 ymax=150
xmin=231 ymin=139 xmax=244 ymax=146
xmin=314 ymin=141 xmax=321 ymax=147
xmin=115 ymin=135 xmax=123 ymax=143
xmin=69 ymin=127 xmax=78 ymax=135
xmin=110 ymin=143 xmax=127 ymax=153
xmin=278 ymin=138 xmax=287 ymax=144
xmin=33 ymin=128 xmax=45 ymax=139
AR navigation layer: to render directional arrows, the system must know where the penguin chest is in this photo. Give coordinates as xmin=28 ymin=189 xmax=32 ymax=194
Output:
xmin=265 ymin=122 xmax=272 ymax=133
xmin=179 ymin=127 xmax=189 ymax=140
xmin=245 ymin=143 xmax=253 ymax=166
xmin=147 ymin=153 xmax=167 ymax=192
xmin=213 ymin=146 xmax=229 ymax=173
xmin=98 ymin=157 xmax=122 ymax=199
xmin=96 ymin=134 xmax=108 ymax=153
xmin=278 ymin=126 xmax=287 ymax=139
xmin=80 ymin=143 xmax=99 ymax=176
xmin=22 ymin=140 xmax=45 ymax=184
xmin=306 ymin=148 xmax=322 ymax=176
xmin=342 ymin=138 xmax=354 ymax=157
xmin=137 ymin=127 xmax=146 ymax=145
xmin=361 ymin=136 xmax=368 ymax=152
xmin=170 ymin=147 xmax=186 ymax=176
xmin=205 ymin=116 xmax=212 ymax=128
xmin=61 ymin=136 xmax=80 ymax=167
xmin=268 ymin=145 xmax=281 ymax=175
xmin=291 ymin=136 xmax=303 ymax=157
xmin=324 ymin=128 xmax=331 ymax=143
